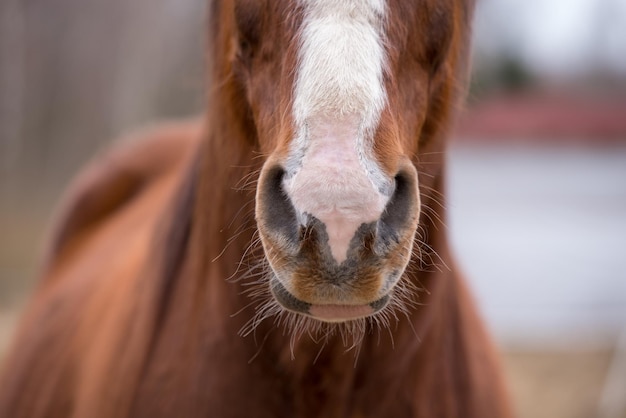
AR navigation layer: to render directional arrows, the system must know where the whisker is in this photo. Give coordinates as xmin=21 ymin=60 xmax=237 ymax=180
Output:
xmin=248 ymin=329 xmax=273 ymax=364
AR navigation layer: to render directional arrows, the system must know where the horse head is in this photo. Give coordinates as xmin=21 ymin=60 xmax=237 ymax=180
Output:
xmin=209 ymin=0 xmax=472 ymax=334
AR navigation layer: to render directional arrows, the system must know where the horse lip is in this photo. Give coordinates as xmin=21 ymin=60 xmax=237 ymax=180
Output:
xmin=270 ymin=279 xmax=390 ymax=322
xmin=307 ymin=304 xmax=377 ymax=322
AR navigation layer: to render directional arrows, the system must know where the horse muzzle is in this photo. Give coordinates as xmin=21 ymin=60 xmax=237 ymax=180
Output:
xmin=255 ymin=162 xmax=420 ymax=322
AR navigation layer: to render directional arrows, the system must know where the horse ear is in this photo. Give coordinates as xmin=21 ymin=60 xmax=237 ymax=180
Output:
xmin=42 ymin=128 xmax=190 ymax=272
xmin=45 ymin=133 xmax=171 ymax=267
xmin=43 ymin=152 xmax=144 ymax=271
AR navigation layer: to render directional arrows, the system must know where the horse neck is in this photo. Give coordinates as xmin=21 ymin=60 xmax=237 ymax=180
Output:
xmin=137 ymin=119 xmax=499 ymax=416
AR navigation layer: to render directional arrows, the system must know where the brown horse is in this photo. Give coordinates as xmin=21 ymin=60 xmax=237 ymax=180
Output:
xmin=0 ymin=0 xmax=512 ymax=417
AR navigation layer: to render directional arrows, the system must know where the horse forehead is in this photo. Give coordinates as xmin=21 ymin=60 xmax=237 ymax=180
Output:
xmin=293 ymin=0 xmax=388 ymax=125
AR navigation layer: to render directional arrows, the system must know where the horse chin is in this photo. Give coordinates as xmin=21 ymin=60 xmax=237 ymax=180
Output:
xmin=269 ymin=277 xmax=392 ymax=323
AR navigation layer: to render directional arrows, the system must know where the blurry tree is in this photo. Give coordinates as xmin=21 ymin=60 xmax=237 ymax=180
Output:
xmin=0 ymin=0 xmax=205 ymax=302
xmin=468 ymin=55 xmax=535 ymax=103
xmin=0 ymin=0 xmax=205 ymax=210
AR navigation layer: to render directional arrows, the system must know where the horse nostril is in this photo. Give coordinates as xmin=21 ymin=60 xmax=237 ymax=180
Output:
xmin=257 ymin=166 xmax=299 ymax=245
xmin=376 ymin=169 xmax=419 ymax=254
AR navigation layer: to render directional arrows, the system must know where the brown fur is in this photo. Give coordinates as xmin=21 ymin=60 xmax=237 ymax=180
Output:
xmin=0 ymin=1 xmax=512 ymax=417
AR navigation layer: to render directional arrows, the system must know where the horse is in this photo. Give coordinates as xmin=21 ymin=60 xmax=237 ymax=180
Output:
xmin=0 ymin=0 xmax=513 ymax=417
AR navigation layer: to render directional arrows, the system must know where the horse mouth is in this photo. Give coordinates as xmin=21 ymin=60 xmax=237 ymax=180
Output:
xmin=270 ymin=279 xmax=390 ymax=322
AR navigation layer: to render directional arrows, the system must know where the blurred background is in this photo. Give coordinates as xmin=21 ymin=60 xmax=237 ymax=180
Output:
xmin=0 ymin=0 xmax=625 ymax=416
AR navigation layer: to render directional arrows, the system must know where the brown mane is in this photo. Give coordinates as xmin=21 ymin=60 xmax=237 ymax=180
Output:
xmin=0 ymin=1 xmax=513 ymax=417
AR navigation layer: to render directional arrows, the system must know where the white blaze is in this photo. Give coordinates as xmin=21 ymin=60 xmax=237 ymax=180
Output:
xmin=284 ymin=0 xmax=390 ymax=263
xmin=292 ymin=0 xmax=387 ymax=127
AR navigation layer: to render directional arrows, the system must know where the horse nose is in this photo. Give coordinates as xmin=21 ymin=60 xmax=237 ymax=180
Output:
xmin=257 ymin=163 xmax=419 ymax=263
